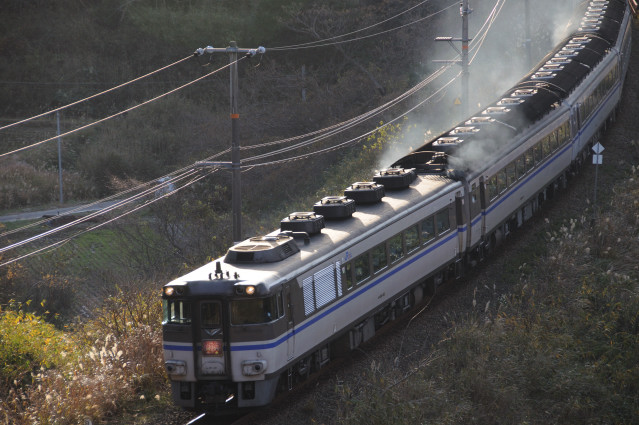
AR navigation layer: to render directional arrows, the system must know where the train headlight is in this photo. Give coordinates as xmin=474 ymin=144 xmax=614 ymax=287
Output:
xmin=202 ymin=340 xmax=224 ymax=357
xmin=164 ymin=287 xmax=174 ymax=296
xmin=245 ymin=285 xmax=256 ymax=295
xmin=241 ymin=360 xmax=267 ymax=376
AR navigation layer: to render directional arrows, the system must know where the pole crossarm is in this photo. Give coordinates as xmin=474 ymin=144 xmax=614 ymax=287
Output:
xmin=195 ymin=161 xmax=232 ymax=168
xmin=195 ymin=45 xmax=266 ymax=57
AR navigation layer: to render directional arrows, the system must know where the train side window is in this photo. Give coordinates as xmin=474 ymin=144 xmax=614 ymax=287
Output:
xmin=516 ymin=155 xmax=526 ymax=179
xmin=201 ymin=302 xmax=221 ymax=327
xmin=163 ymin=300 xmax=192 ymax=325
xmin=389 ymin=234 xmax=403 ymax=264
xmin=542 ymin=135 xmax=552 ymax=156
xmin=341 ymin=262 xmax=353 ymax=291
xmin=558 ymin=121 xmax=570 ymax=146
xmin=371 ymin=243 xmax=387 ymax=273
xmin=405 ymin=224 xmax=420 ymax=253
xmin=506 ymin=162 xmax=516 ymax=187
xmin=524 ymin=148 xmax=534 ymax=171
xmin=497 ymin=169 xmax=507 ymax=193
xmin=436 ymin=210 xmax=450 ymax=235
xmin=551 ymin=130 xmax=559 ymax=150
xmin=533 ymin=142 xmax=543 ymax=164
xmin=487 ymin=176 xmax=498 ymax=200
xmin=421 ymin=216 xmax=435 ymax=243
xmin=354 ymin=254 xmax=371 ymax=283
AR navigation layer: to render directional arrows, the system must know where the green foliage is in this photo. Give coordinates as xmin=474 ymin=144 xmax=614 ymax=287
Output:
xmin=0 ymin=302 xmax=72 ymax=388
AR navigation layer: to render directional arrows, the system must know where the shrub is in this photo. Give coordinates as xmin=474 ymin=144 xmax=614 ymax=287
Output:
xmin=0 ymin=302 xmax=72 ymax=390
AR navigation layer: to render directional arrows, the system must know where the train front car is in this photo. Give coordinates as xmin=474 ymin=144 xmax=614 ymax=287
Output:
xmin=162 ymin=239 xmax=295 ymax=413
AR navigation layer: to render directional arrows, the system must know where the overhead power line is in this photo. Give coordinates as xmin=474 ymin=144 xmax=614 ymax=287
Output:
xmin=242 ymin=71 xmax=461 ymax=169
xmin=0 ymin=58 xmax=242 ymax=160
xmin=270 ymin=0 xmax=459 ymax=51
xmin=0 ymin=55 xmax=194 ymax=132
xmin=273 ymin=0 xmax=438 ymax=50
xmin=0 ymin=166 xmax=221 ymax=267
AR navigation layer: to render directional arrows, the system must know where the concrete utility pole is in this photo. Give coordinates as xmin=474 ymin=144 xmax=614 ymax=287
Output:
xmin=195 ymin=42 xmax=265 ymax=244
xmin=435 ymin=0 xmax=472 ymax=120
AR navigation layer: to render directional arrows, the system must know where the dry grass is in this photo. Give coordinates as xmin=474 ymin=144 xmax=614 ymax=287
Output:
xmin=0 ymin=283 xmax=167 ymax=425
xmin=332 ymin=163 xmax=639 ymax=425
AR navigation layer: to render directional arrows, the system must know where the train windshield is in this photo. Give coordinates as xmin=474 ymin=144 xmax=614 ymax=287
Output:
xmin=201 ymin=302 xmax=221 ymax=327
xmin=230 ymin=296 xmax=278 ymax=325
xmin=162 ymin=299 xmax=192 ymax=325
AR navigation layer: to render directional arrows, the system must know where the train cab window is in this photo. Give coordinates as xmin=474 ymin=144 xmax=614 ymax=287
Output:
xmin=354 ymin=255 xmax=371 ymax=283
xmin=405 ymin=224 xmax=420 ymax=253
xmin=163 ymin=300 xmax=192 ymax=325
xmin=436 ymin=210 xmax=450 ymax=235
xmin=277 ymin=293 xmax=285 ymax=318
xmin=231 ymin=296 xmax=278 ymax=325
xmin=341 ymin=262 xmax=354 ymax=291
xmin=389 ymin=234 xmax=403 ymax=264
xmin=371 ymin=243 xmax=387 ymax=273
xmin=201 ymin=302 xmax=221 ymax=328
xmin=421 ymin=216 xmax=435 ymax=243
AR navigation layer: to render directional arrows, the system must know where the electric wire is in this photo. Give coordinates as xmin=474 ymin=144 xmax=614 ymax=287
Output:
xmin=0 ymin=147 xmax=231 ymax=239
xmin=241 ymin=65 xmax=453 ymax=163
xmin=0 ymin=58 xmax=243 ymax=159
xmin=269 ymin=1 xmax=459 ymax=51
xmin=469 ymin=0 xmax=508 ymax=64
xmin=0 ymin=168 xmax=219 ymax=268
xmin=272 ymin=0 xmax=438 ymax=50
xmin=0 ymin=167 xmax=200 ymax=255
xmin=242 ymin=71 xmax=461 ymax=169
xmin=0 ymin=55 xmax=194 ymax=132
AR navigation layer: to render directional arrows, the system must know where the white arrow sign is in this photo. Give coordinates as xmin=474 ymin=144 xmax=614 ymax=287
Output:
xmin=592 ymin=142 xmax=605 ymax=154
xmin=593 ymin=154 xmax=603 ymax=165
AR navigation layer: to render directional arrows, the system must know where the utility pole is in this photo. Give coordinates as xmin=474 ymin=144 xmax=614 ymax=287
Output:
xmin=195 ymin=42 xmax=265 ymax=244
xmin=56 ymin=111 xmax=64 ymax=204
xmin=435 ymin=0 xmax=472 ymax=120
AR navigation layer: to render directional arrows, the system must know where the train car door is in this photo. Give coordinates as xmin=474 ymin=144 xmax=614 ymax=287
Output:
xmin=284 ymin=283 xmax=295 ymax=360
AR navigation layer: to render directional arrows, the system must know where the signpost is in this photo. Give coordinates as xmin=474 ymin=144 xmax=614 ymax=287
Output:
xmin=592 ymin=142 xmax=604 ymax=219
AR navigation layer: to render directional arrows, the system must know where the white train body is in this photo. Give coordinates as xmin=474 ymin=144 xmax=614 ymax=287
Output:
xmin=162 ymin=0 xmax=634 ymax=413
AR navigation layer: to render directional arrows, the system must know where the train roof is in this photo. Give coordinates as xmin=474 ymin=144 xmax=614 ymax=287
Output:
xmin=168 ymin=173 xmax=458 ymax=292
xmin=393 ymin=0 xmax=628 ymax=175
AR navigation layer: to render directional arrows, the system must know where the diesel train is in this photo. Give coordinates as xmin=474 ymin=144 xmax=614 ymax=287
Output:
xmin=162 ymin=0 xmax=635 ymax=413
